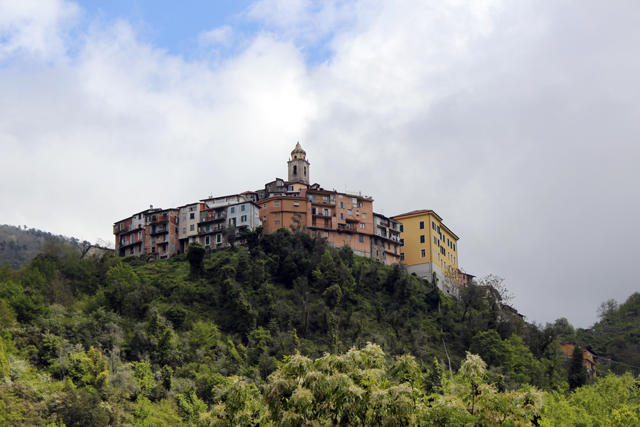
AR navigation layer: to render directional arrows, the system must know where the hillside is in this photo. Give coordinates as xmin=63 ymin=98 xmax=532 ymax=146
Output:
xmin=0 ymin=224 xmax=93 ymax=269
xmin=0 ymin=227 xmax=636 ymax=425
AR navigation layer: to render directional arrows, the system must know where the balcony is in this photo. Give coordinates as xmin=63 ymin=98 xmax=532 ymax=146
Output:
xmin=114 ymin=223 xmax=143 ymax=235
xmin=337 ymin=223 xmax=356 ymax=233
xmin=119 ymin=239 xmax=142 ymax=249
xmin=149 ymin=226 xmax=169 ymax=235
xmin=200 ymin=211 xmax=226 ymax=223
xmin=147 ymin=215 xmax=169 ymax=225
xmin=198 ymin=224 xmax=225 ymax=234
xmin=312 ymin=210 xmax=333 ymax=217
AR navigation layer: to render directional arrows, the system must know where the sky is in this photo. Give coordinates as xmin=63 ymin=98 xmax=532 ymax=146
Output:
xmin=1 ymin=0 xmax=639 ymax=329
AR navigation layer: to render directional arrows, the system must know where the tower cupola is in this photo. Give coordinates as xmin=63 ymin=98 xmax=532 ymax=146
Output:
xmin=291 ymin=142 xmax=306 ymax=160
xmin=288 ymin=142 xmax=310 ymax=184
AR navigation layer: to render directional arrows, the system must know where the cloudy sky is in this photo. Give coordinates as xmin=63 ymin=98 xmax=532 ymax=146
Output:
xmin=2 ymin=0 xmax=639 ymax=328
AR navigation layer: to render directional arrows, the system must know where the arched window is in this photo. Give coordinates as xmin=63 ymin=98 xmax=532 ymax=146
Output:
xmin=293 ymin=165 xmax=297 ymax=175
xmin=304 ymin=166 xmax=307 ymax=176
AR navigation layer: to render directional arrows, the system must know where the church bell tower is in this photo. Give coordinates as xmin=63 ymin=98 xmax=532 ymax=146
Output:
xmin=288 ymin=142 xmax=310 ymax=184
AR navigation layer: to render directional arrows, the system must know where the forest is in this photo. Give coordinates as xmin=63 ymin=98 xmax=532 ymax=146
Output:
xmin=1 ymin=225 xmax=640 ymax=426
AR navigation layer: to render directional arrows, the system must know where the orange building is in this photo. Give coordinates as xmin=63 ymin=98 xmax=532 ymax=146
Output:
xmin=260 ymin=195 xmax=308 ymax=233
xmin=561 ymin=342 xmax=597 ymax=378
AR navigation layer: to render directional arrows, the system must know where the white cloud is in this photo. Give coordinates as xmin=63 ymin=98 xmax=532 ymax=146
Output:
xmin=198 ymin=25 xmax=233 ymax=47
xmin=0 ymin=0 xmax=79 ymax=61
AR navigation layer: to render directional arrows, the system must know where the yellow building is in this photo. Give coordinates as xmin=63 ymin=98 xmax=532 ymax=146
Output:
xmin=392 ymin=209 xmax=460 ymax=296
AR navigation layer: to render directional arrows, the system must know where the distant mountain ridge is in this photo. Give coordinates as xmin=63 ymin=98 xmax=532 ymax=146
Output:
xmin=0 ymin=224 xmax=91 ymax=269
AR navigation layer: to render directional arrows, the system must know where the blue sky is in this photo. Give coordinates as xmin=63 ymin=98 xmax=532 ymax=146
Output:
xmin=74 ymin=0 xmax=335 ymax=64
xmin=2 ymin=0 xmax=640 ymax=329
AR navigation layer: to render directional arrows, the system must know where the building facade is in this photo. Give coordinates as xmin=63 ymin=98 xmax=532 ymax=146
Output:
xmin=392 ymin=209 xmax=460 ymax=296
xmin=371 ymin=213 xmax=402 ymax=265
xmin=114 ymin=207 xmax=180 ymax=258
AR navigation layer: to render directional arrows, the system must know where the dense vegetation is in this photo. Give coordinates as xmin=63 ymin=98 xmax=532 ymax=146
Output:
xmin=0 ymin=226 xmax=638 ymax=425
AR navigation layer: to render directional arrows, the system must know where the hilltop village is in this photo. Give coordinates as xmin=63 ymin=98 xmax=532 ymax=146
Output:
xmin=114 ymin=143 xmax=468 ymax=296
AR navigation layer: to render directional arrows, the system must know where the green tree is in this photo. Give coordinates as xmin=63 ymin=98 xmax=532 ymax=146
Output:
xmin=187 ymin=243 xmax=206 ymax=278
xmin=568 ymin=345 xmax=588 ymax=390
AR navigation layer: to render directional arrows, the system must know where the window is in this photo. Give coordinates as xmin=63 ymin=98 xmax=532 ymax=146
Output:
xmin=421 ymin=249 xmax=426 ymax=258
xmin=419 ymin=221 xmax=424 ymax=229
xmin=323 ymin=196 xmax=328 ymax=202
xmin=241 ymin=205 xmax=246 ymax=211
xmin=360 ymin=223 xmax=365 ymax=229
xmin=190 ymin=225 xmax=195 ymax=231
xmin=205 ymin=236 xmax=210 ymax=245
xmin=434 ymin=236 xmax=437 ymax=245
xmin=348 ymin=209 xmax=353 ymax=215
xmin=263 ymin=204 xmax=267 ymax=210
xmin=356 ymin=210 xmax=360 ymax=216
xmin=400 ymin=238 xmax=404 ymax=246
xmin=347 ymin=235 xmax=351 ymax=240
xmin=293 ymin=201 xmax=299 ymax=207
xmin=163 ymin=213 xmax=167 ymax=220
xmin=339 ymin=202 xmax=345 ymax=209
xmin=362 ymin=213 xmax=367 ymax=219
xmin=274 ymin=212 xmax=281 ymax=217
xmin=183 ymin=227 xmax=186 ymax=234
xmin=138 ymin=231 xmax=142 ymax=239
xmin=205 ymin=225 xmax=210 ymax=232
xmin=293 ymin=165 xmax=297 ymax=175
xmin=275 ymin=220 xmax=281 ymax=225
xmin=274 ymin=201 xmax=280 ymax=207
xmin=400 ymin=224 xmax=404 ymax=232
xmin=323 ymin=208 xmax=330 ymax=216
xmin=304 ymin=166 xmax=307 ymax=176
xmin=401 ymin=253 xmax=405 ymax=261
xmin=230 ymin=207 xmax=235 ymax=213
xmin=241 ymin=215 xmax=247 ymax=222
xmin=263 ymin=215 xmax=267 ymax=221
xmin=288 ymin=185 xmax=294 ymax=191
xmin=190 ymin=213 xmax=195 ymax=220
xmin=359 ymin=235 xmax=365 ymax=243
xmin=229 ymin=218 xmax=236 ymax=227
xmin=216 ymin=234 xmax=222 ymax=243
xmin=358 ymin=202 xmax=363 ymax=208
xmin=175 ymin=226 xmax=178 ymax=234
xmin=432 ymin=221 xmax=436 ymax=230
xmin=152 ymin=215 xmax=157 ymax=222
xmin=339 ymin=213 xmax=345 ymax=220
xmin=420 ymin=235 xmax=425 ymax=244
xmin=324 ymin=231 xmax=329 ymax=238
xmin=453 ymin=244 xmax=456 ymax=251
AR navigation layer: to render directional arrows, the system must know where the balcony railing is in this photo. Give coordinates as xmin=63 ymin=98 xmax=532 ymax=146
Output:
xmin=149 ymin=226 xmax=169 ymax=235
xmin=337 ymin=223 xmax=356 ymax=232
xmin=198 ymin=224 xmax=225 ymax=234
xmin=114 ymin=223 xmax=143 ymax=234
xmin=200 ymin=212 xmax=226 ymax=223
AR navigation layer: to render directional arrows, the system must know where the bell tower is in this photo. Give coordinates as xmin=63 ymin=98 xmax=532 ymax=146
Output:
xmin=288 ymin=142 xmax=310 ymax=184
